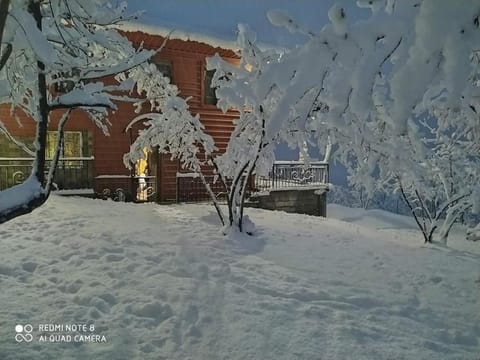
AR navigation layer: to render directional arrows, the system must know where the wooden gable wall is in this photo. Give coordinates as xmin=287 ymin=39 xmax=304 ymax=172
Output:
xmin=97 ymin=32 xmax=240 ymax=201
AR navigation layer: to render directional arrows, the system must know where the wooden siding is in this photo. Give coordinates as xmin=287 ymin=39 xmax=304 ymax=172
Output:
xmin=123 ymin=32 xmax=239 ymax=201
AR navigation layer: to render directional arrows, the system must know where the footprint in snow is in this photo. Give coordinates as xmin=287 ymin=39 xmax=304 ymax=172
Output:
xmin=0 ymin=265 xmax=14 ymax=276
xmin=129 ymin=301 xmax=173 ymax=324
xmin=58 ymin=279 xmax=83 ymax=294
xmin=102 ymin=247 xmax=124 ymax=254
xmin=22 ymin=261 xmax=38 ymax=273
xmin=104 ymin=254 xmax=125 ymax=262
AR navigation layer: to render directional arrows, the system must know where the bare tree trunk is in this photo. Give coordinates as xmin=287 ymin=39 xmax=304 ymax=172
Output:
xmin=0 ymin=0 xmax=11 ymax=71
xmin=0 ymin=1 xmax=51 ymax=224
xmin=30 ymin=1 xmax=49 ymax=186
xmin=228 ymin=160 xmax=249 ymax=227
xmin=210 ymin=157 xmax=232 ymax=226
xmin=45 ymin=109 xmax=72 ymax=193
xmin=198 ymin=171 xmax=225 ymax=226
xmin=398 ymin=181 xmax=431 ymax=243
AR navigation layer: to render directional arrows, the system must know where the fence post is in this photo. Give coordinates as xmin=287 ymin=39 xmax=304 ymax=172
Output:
xmin=176 ymin=176 xmax=179 ymax=203
xmin=272 ymin=163 xmax=276 ymax=189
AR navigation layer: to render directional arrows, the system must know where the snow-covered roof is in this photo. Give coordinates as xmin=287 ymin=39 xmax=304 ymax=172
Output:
xmin=124 ymin=0 xmax=360 ymax=49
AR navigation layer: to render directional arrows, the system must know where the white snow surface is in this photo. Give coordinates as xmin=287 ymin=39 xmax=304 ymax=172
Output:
xmin=0 ymin=176 xmax=43 ymax=213
xmin=0 ymin=196 xmax=479 ymax=359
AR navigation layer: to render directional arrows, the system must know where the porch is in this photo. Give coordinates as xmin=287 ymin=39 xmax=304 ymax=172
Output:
xmin=176 ymin=161 xmax=330 ymax=216
xmin=254 ymin=161 xmax=329 ymax=192
xmin=0 ymin=159 xmax=330 ymax=215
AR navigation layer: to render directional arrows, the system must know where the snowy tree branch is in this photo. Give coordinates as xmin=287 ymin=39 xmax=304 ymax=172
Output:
xmin=45 ymin=109 xmax=72 ymax=192
xmin=0 ymin=0 xmax=10 ymax=51
xmin=48 ymin=102 xmax=114 ymax=111
xmin=0 ymin=120 xmax=34 ymax=156
xmin=0 ymin=43 xmax=11 ymax=71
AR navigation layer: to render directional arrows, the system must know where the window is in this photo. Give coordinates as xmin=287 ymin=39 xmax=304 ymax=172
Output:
xmin=54 ymin=78 xmax=75 ymax=93
xmin=53 ymin=68 xmax=80 ymax=93
xmin=154 ymin=60 xmax=173 ymax=82
xmin=204 ymin=69 xmax=217 ymax=105
xmin=46 ymin=131 xmax=83 ymax=159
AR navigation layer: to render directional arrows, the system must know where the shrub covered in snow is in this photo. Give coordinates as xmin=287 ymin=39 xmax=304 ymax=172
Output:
xmin=210 ymin=0 xmax=480 ymax=243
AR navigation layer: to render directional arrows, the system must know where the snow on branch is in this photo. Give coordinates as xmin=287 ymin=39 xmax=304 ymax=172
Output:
xmin=49 ymin=83 xmax=116 ymax=111
xmin=0 ymin=0 xmax=156 ymax=224
xmin=230 ymin=0 xmax=480 ymax=242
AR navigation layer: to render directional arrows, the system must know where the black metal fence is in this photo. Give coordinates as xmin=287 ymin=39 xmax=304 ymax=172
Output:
xmin=176 ymin=161 xmax=329 ymax=203
xmin=176 ymin=174 xmax=228 ymax=202
xmin=0 ymin=157 xmax=94 ymax=191
xmin=94 ymin=175 xmax=157 ymax=203
xmin=255 ymin=161 xmax=329 ymax=191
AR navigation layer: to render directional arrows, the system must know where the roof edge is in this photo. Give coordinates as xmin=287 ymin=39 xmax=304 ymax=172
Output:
xmin=116 ymin=21 xmax=240 ymax=51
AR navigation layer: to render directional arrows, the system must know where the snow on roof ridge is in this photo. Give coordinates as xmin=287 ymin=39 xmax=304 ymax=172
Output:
xmin=116 ymin=21 xmax=289 ymax=53
xmin=116 ymin=21 xmax=240 ymax=51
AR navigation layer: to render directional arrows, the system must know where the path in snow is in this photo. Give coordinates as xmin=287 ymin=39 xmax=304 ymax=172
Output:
xmin=0 ymin=196 xmax=478 ymax=360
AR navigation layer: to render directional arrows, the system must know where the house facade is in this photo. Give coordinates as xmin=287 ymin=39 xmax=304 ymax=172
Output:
xmin=0 ymin=31 xmax=239 ymax=203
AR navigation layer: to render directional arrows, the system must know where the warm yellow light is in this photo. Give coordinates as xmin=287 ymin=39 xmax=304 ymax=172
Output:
xmin=136 ymin=148 xmax=149 ymax=176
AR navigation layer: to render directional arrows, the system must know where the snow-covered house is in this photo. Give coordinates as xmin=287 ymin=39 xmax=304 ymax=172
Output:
xmin=0 ymin=29 xmax=240 ymax=202
xmin=0 ymin=1 xmax=336 ymax=205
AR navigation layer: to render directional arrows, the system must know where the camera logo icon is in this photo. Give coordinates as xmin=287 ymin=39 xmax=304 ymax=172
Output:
xmin=15 ymin=324 xmax=33 ymax=343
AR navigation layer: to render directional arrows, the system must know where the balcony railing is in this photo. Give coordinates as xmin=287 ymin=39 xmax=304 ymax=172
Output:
xmin=0 ymin=157 xmax=94 ymax=191
xmin=254 ymin=161 xmax=329 ymax=192
xmin=176 ymin=161 xmax=329 ymax=203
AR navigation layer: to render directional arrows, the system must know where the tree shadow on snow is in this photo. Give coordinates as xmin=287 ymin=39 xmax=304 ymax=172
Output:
xmin=341 ymin=209 xmax=418 ymax=230
xmin=198 ymin=210 xmax=224 ymax=227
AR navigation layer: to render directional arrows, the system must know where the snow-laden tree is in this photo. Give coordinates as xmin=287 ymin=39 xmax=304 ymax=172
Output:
xmin=206 ymin=24 xmax=330 ymax=233
xmin=126 ymin=25 xmax=316 ymax=234
xmin=211 ymin=0 xmax=480 ymax=242
xmin=124 ymin=27 xmax=275 ymax=233
xmin=284 ymin=1 xmax=479 ymax=243
xmin=207 ymin=25 xmax=298 ymax=233
xmin=0 ymin=0 xmax=154 ymax=223
xmin=125 ymin=0 xmax=479 ymax=238
xmin=121 ymin=63 xmax=228 ymax=226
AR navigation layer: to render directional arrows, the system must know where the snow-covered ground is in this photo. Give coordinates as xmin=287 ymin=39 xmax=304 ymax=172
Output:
xmin=0 ymin=196 xmax=479 ymax=360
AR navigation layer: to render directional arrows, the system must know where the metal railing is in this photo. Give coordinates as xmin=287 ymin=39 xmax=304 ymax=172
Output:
xmin=255 ymin=161 xmax=329 ymax=191
xmin=176 ymin=161 xmax=329 ymax=203
xmin=176 ymin=173 xmax=228 ymax=203
xmin=0 ymin=157 xmax=94 ymax=191
xmin=94 ymin=174 xmax=157 ymax=203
